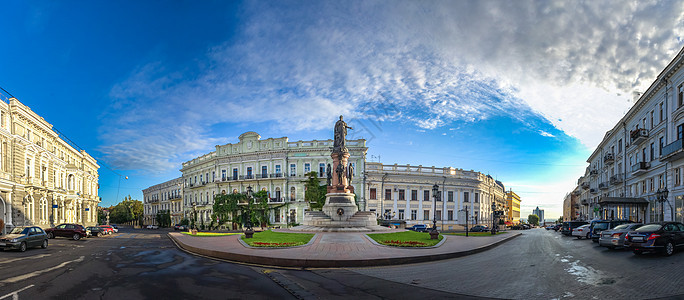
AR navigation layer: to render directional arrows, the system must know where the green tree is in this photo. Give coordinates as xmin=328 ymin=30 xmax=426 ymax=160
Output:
xmin=253 ymin=190 xmax=270 ymax=228
xmin=156 ymin=210 xmax=172 ymax=227
xmin=304 ymin=171 xmax=326 ymax=211
xmin=108 ymin=195 xmax=144 ymax=225
xmin=528 ymin=214 xmax=540 ymax=226
xmin=214 ymin=192 xmax=244 ymax=229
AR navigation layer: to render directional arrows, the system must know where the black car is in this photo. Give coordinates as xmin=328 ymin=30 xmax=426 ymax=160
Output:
xmin=470 ymin=225 xmax=489 ymax=232
xmin=561 ymin=221 xmax=588 ymax=236
xmin=86 ymin=226 xmax=106 ymax=237
xmin=589 ymin=220 xmax=633 ymax=242
xmin=553 ymin=224 xmax=562 ymax=231
xmin=625 ymin=222 xmax=684 ymax=256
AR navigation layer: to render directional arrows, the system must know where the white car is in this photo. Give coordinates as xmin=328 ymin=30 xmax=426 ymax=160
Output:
xmin=571 ymin=224 xmax=591 ymax=239
xmin=146 ymin=225 xmax=159 ymax=229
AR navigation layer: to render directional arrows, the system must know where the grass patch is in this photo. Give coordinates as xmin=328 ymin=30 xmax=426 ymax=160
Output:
xmin=445 ymin=231 xmax=509 ymax=236
xmin=367 ymin=230 xmax=443 ymax=247
xmin=241 ymin=230 xmax=315 ymax=247
xmin=181 ymin=232 xmax=242 ymax=237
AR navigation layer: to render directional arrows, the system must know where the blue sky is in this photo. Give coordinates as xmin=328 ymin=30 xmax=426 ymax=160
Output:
xmin=1 ymin=1 xmax=683 ymax=219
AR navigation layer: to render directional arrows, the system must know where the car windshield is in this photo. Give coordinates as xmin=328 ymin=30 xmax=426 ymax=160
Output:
xmin=635 ymin=224 xmax=662 ymax=232
xmin=613 ymin=224 xmax=629 ymax=230
xmin=593 ymin=222 xmax=609 ymax=230
xmin=10 ymin=227 xmax=30 ymax=234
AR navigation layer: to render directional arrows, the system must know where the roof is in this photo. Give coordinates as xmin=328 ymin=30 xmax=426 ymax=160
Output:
xmin=598 ymin=197 xmax=649 ymax=205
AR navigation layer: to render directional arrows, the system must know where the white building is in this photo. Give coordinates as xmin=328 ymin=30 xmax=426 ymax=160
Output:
xmin=364 ymin=162 xmax=506 ymax=230
xmin=572 ymin=46 xmax=684 ymax=224
xmin=142 ymin=177 xmax=183 ymax=226
xmin=179 ymin=132 xmax=367 ymax=228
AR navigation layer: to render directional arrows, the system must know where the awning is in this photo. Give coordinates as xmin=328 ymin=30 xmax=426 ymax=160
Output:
xmin=598 ymin=197 xmax=648 ymax=205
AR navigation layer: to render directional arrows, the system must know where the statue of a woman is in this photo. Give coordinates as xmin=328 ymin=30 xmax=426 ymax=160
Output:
xmin=347 ymin=163 xmax=354 ymax=185
xmin=336 ymin=163 xmax=345 ymax=185
xmin=333 ymin=115 xmax=353 ymax=153
xmin=326 ymin=163 xmax=332 ymax=186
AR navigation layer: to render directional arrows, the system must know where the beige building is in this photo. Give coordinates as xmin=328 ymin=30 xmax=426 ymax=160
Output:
xmin=0 ymin=98 xmax=100 ymax=234
xmin=506 ymin=190 xmax=521 ymax=224
xmin=180 ymin=132 xmax=367 ymax=228
xmin=364 ymin=162 xmax=506 ymax=230
xmin=142 ymin=177 xmax=183 ymax=226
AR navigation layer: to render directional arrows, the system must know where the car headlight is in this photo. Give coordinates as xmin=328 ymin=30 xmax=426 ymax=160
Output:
xmin=10 ymin=238 xmax=19 ymax=242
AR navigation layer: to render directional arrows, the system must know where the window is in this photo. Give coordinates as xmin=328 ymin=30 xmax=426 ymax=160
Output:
xmin=650 ymin=143 xmax=655 ymax=161
xmin=290 ymin=164 xmax=296 ymax=176
xmin=650 ymin=110 xmax=654 ymax=129
xmin=650 ymin=178 xmax=654 ymax=192
xmin=319 ymin=163 xmax=325 ymax=177
xmin=660 ymin=137 xmax=664 ymax=156
xmin=398 ymin=209 xmax=405 ymax=220
xmin=642 ymin=148 xmax=646 ymax=162
xmin=222 ymin=170 xmax=226 ymax=180
xmin=423 ymin=210 xmax=430 ymax=220
xmin=26 ymin=158 xmax=30 ymax=177
xmin=660 ymin=102 xmax=664 ymax=122
xmin=464 ymin=192 xmax=469 ymax=202
xmin=290 ymin=187 xmax=296 ymax=201
xmin=212 ymin=171 xmax=215 ymax=182
xmin=435 ymin=210 xmax=441 ymax=221
xmin=659 ymin=174 xmax=664 ymax=189
xmin=370 ymin=188 xmax=377 ymax=200
xmin=679 ymin=124 xmax=684 ymax=140
xmin=385 ymin=189 xmax=392 ymax=200
xmin=262 ymin=166 xmax=268 ymax=177
xmin=618 ymin=139 xmax=622 ymax=153
xmin=411 ymin=190 xmax=418 ymax=201
xmin=304 ymin=163 xmax=311 ymax=174
xmin=448 ymin=210 xmax=454 ymax=221
xmin=246 ymin=167 xmax=252 ymax=177
xmin=275 ymin=165 xmax=281 ymax=174
xmin=399 ymin=189 xmax=405 ymax=200
xmin=678 ymin=84 xmax=683 ymax=107
xmin=475 ymin=193 xmax=479 ymax=203
xmin=448 ymin=191 xmax=454 ymax=202
xmin=411 ymin=210 xmax=417 ymax=220
xmin=676 ymin=168 xmax=681 ymax=186
xmin=200 ymin=174 xmax=203 ymax=183
xmin=233 ymin=168 xmax=238 ymax=180
xmin=424 ymin=190 xmax=430 ymax=201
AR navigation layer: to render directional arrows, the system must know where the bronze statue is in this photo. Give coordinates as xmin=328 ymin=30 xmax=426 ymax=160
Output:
xmin=347 ymin=163 xmax=354 ymax=185
xmin=326 ymin=163 xmax=332 ymax=186
xmin=333 ymin=115 xmax=353 ymax=153
xmin=336 ymin=163 xmax=345 ymax=185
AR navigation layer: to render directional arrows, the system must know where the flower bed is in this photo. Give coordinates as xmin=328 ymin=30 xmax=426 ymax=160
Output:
xmin=181 ymin=232 xmax=241 ymax=237
xmin=381 ymin=240 xmax=428 ymax=246
xmin=241 ymin=230 xmax=314 ymax=248
xmin=367 ymin=230 xmax=442 ymax=247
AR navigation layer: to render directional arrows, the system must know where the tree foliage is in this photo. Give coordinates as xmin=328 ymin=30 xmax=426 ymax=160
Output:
xmin=528 ymin=214 xmax=540 ymax=226
xmin=156 ymin=210 xmax=172 ymax=227
xmin=109 ymin=195 xmax=144 ymax=224
xmin=212 ymin=189 xmax=271 ymax=229
xmin=304 ymin=171 xmax=326 ymax=211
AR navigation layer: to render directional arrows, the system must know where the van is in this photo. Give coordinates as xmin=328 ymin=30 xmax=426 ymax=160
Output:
xmin=561 ymin=221 xmax=588 ymax=236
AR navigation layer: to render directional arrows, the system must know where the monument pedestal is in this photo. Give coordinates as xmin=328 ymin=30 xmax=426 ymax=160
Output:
xmin=322 ymin=193 xmax=358 ymax=221
xmin=294 ymin=192 xmax=391 ymax=232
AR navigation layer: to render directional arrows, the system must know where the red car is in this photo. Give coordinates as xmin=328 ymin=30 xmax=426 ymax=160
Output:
xmin=99 ymin=225 xmax=114 ymax=235
xmin=45 ymin=223 xmax=88 ymax=240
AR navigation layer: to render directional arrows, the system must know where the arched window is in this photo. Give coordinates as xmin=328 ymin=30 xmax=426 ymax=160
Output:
xmin=40 ymin=198 xmax=48 ymax=223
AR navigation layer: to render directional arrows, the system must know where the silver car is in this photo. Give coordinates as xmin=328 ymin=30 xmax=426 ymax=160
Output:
xmin=571 ymin=224 xmax=591 ymax=239
xmin=598 ymin=223 xmax=644 ymax=249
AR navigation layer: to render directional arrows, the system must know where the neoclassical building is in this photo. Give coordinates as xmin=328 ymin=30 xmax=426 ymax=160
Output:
xmin=570 ymin=46 xmax=684 ymax=224
xmin=0 ymin=97 xmax=100 ymax=234
xmin=179 ymin=132 xmax=367 ymax=228
xmin=364 ymin=162 xmax=506 ymax=230
xmin=142 ymin=177 xmax=183 ymax=226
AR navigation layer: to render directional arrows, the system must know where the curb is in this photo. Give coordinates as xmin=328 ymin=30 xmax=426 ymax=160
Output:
xmin=168 ymin=232 xmax=521 ymax=268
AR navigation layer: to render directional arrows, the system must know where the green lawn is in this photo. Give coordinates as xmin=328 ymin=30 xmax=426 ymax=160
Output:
xmin=444 ymin=231 xmax=508 ymax=236
xmin=181 ymin=232 xmax=242 ymax=237
xmin=241 ymin=230 xmax=315 ymax=247
xmin=367 ymin=230 xmax=443 ymax=247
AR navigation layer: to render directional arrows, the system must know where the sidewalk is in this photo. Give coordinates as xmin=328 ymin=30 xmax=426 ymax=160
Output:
xmin=168 ymin=230 xmax=521 ymax=268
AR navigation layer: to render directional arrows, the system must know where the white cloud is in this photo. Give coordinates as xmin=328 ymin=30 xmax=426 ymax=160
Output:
xmin=539 ymin=131 xmax=555 ymax=138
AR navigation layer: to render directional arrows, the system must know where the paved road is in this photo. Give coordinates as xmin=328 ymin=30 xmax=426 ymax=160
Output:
xmin=348 ymin=228 xmax=684 ymax=299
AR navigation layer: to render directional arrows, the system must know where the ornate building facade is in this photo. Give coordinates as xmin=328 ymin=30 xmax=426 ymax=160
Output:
xmin=178 ymin=132 xmax=367 ymax=228
xmin=0 ymin=98 xmax=100 ymax=234
xmin=364 ymin=162 xmax=506 ymax=230
xmin=142 ymin=177 xmax=183 ymax=226
xmin=570 ymin=47 xmax=684 ymax=224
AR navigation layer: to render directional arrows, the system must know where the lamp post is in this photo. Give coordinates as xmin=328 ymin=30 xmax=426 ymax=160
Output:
xmin=430 ymin=184 xmax=439 ymax=239
xmin=460 ymin=205 xmax=469 ymax=237
xmin=657 ymin=188 xmax=668 ymax=222
xmin=244 ymin=186 xmax=254 ymax=238
xmin=491 ymin=203 xmax=497 ymax=235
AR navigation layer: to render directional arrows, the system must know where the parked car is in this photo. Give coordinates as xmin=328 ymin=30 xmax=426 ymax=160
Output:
xmin=146 ymin=225 xmax=159 ymax=229
xmin=470 ymin=225 xmax=489 ymax=232
xmin=110 ymin=224 xmax=119 ymax=232
xmin=88 ymin=226 xmax=108 ymax=237
xmin=625 ymin=222 xmax=684 ymax=256
xmin=553 ymin=224 xmax=562 ymax=231
xmin=406 ymin=224 xmax=429 ymax=232
xmin=571 ymin=224 xmax=591 ymax=239
xmin=589 ymin=219 xmax=634 ymax=242
xmin=561 ymin=221 xmax=588 ymax=236
xmin=545 ymin=225 xmax=555 ymax=230
xmin=0 ymin=226 xmax=48 ymax=252
xmin=599 ymin=223 xmax=644 ymax=249
xmin=45 ymin=223 xmax=89 ymax=240
xmin=521 ymin=224 xmax=531 ymax=230
xmin=99 ymin=225 xmax=115 ymax=234
xmin=174 ymin=224 xmax=189 ymax=231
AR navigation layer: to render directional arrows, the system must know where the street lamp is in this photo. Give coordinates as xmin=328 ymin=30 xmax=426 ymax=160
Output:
xmin=460 ymin=205 xmax=470 ymax=237
xmin=656 ymin=188 xmax=669 ymax=222
xmin=491 ymin=203 xmax=497 ymax=235
xmin=244 ymin=186 xmax=255 ymax=238
xmin=430 ymin=184 xmax=439 ymax=239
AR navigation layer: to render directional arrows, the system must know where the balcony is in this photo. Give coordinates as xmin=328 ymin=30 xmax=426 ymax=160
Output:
xmin=630 ymin=128 xmax=649 ymax=145
xmin=577 ymin=176 xmax=585 ymax=185
xmin=609 ymin=174 xmax=624 ymax=185
xmin=660 ymin=139 xmax=684 ymax=162
xmin=572 ymin=190 xmax=581 ymax=196
xmin=589 ymin=169 xmax=598 ymax=177
xmin=581 ymin=182 xmax=590 ymax=190
xmin=270 ymin=173 xmax=284 ymax=178
xmin=631 ymin=161 xmax=650 ymax=175
xmin=603 ymin=153 xmax=614 ymax=164
xmin=599 ymin=182 xmax=609 ymax=190
xmin=268 ymin=197 xmax=284 ymax=203
xmin=590 ymin=188 xmax=598 ymax=194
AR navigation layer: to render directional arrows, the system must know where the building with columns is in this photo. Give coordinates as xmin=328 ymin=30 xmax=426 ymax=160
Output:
xmin=179 ymin=132 xmax=366 ymax=228
xmin=364 ymin=162 xmax=506 ymax=230
xmin=568 ymin=47 xmax=684 ymax=224
xmin=0 ymin=97 xmax=100 ymax=234
xmin=142 ymin=177 xmax=183 ymax=226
